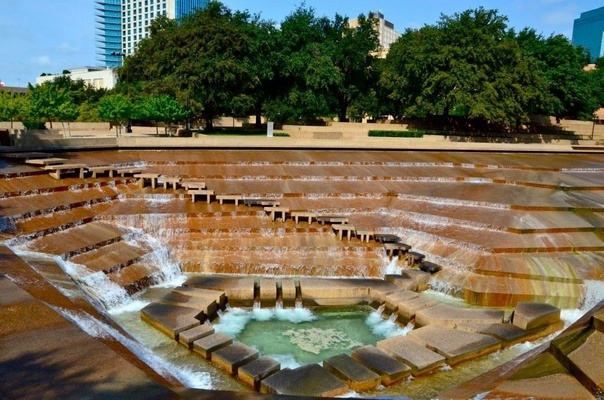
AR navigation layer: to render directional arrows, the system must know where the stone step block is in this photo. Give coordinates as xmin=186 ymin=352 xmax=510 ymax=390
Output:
xmin=140 ymin=302 xmax=200 ymax=340
xmin=322 ymin=353 xmax=381 ymax=391
xmin=238 ymin=356 xmax=281 ymax=391
xmin=415 ymin=303 xmax=504 ymax=328
xmin=211 ymin=342 xmax=259 ymax=375
xmin=383 ymin=290 xmax=420 ymax=311
xmin=183 ymin=275 xmax=255 ymax=304
xmin=178 ymin=323 xmax=215 ymax=348
xmin=397 ymin=296 xmax=438 ymax=320
xmin=385 ymin=271 xmax=430 ymax=292
xmin=172 ymin=286 xmax=227 ymax=309
xmin=350 ymin=345 xmax=411 ymax=385
xmin=298 ymin=278 xmax=370 ymax=306
xmin=193 ymin=332 xmax=233 ymax=360
xmin=512 ymin=302 xmax=561 ymax=330
xmin=454 ymin=323 xmax=530 ymax=347
xmin=408 ymin=325 xmax=501 ymax=365
xmin=159 ymin=292 xmax=218 ymax=322
xmin=260 ymin=364 xmax=348 ymax=397
xmin=567 ymin=330 xmax=604 ymax=394
xmin=377 ymin=335 xmax=446 ymax=376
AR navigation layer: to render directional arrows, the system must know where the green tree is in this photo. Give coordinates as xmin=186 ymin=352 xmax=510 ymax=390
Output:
xmin=383 ymin=8 xmax=537 ymax=127
xmin=516 ymin=29 xmax=597 ymax=120
xmin=0 ymin=91 xmax=27 ymax=128
xmin=98 ymin=94 xmax=133 ymax=136
xmin=264 ymin=6 xmax=340 ymax=124
xmin=137 ymin=94 xmax=189 ymax=135
xmin=119 ymin=2 xmax=255 ymax=131
xmin=27 ymin=81 xmax=78 ymax=129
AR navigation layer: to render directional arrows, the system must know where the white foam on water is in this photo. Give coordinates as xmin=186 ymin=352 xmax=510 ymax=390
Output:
xmin=57 ymin=258 xmax=131 ymax=310
xmin=268 ymin=353 xmax=303 ymax=370
xmin=53 ymin=307 xmax=213 ymax=389
xmin=109 ymin=299 xmax=151 ymax=315
xmin=214 ymin=307 xmax=318 ymax=338
xmin=384 ymin=257 xmax=402 ymax=275
xmin=274 ymin=307 xmax=317 ymax=323
xmin=365 ymin=311 xmax=413 ymax=338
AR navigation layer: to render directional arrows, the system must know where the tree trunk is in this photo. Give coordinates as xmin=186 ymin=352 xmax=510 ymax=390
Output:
xmin=204 ymin=107 xmax=214 ymax=131
xmin=338 ymin=96 xmax=349 ymax=122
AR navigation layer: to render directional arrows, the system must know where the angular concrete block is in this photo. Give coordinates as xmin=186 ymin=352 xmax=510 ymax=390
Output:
xmin=489 ymin=373 xmax=595 ymax=400
xmin=402 ymin=269 xmax=431 ymax=292
xmin=299 ymin=278 xmax=370 ymax=306
xmin=415 ymin=303 xmax=504 ymax=328
xmin=178 ymin=323 xmax=215 ymax=348
xmin=377 ymin=335 xmax=446 ymax=376
xmin=323 ymin=353 xmax=381 ymax=391
xmin=140 ymin=302 xmax=200 ymax=339
xmin=261 ymin=364 xmax=348 ymax=397
xmin=398 ymin=296 xmax=438 ymax=320
xmin=159 ymin=292 xmax=218 ymax=322
xmin=212 ymin=342 xmax=259 ymax=375
xmin=238 ymin=356 xmax=281 ymax=390
xmin=568 ymin=330 xmax=604 ymax=394
xmin=193 ymin=332 xmax=233 ymax=359
xmin=385 ymin=274 xmax=418 ymax=291
xmin=408 ymin=325 xmax=501 ymax=365
xmin=351 ymin=345 xmax=411 ymax=385
xmin=455 ymin=322 xmax=529 ymax=346
xmin=172 ymin=286 xmax=227 ymax=309
xmin=384 ymin=290 xmax=419 ymax=311
xmin=513 ymin=302 xmax=561 ymax=330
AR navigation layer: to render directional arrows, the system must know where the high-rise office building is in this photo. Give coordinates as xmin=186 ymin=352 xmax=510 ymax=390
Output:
xmin=96 ymin=0 xmax=209 ymax=67
xmin=349 ymin=12 xmax=401 ymax=58
xmin=572 ymin=6 xmax=604 ymax=62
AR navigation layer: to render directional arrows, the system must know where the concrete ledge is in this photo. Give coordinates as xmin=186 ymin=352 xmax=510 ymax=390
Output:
xmin=178 ymin=324 xmax=215 ymax=348
xmin=513 ymin=302 xmax=561 ymax=330
xmin=211 ymin=342 xmax=259 ymax=375
xmin=415 ymin=303 xmax=504 ymax=328
xmin=140 ymin=302 xmax=200 ymax=340
xmin=351 ymin=345 xmax=411 ymax=385
xmin=408 ymin=325 xmax=501 ymax=365
xmin=323 ymin=353 xmax=381 ymax=391
xmin=193 ymin=333 xmax=233 ymax=360
xmin=261 ymin=364 xmax=348 ymax=397
xmin=238 ymin=356 xmax=281 ymax=391
xmin=377 ymin=335 xmax=446 ymax=376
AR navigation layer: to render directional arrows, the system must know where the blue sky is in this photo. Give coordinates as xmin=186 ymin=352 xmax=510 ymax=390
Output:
xmin=0 ymin=0 xmax=603 ymax=87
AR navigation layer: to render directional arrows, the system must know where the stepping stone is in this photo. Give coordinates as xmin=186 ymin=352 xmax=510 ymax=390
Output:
xmin=261 ymin=364 xmax=348 ymax=397
xmin=420 ymin=261 xmax=442 ymax=274
xmin=178 ymin=323 xmax=215 ymax=348
xmin=513 ymin=302 xmax=561 ymax=330
xmin=350 ymin=345 xmax=411 ymax=385
xmin=377 ymin=335 xmax=446 ymax=376
xmin=193 ymin=332 xmax=233 ymax=359
xmin=140 ymin=302 xmax=200 ymax=340
xmin=567 ymin=330 xmax=604 ymax=393
xmin=211 ymin=342 xmax=259 ymax=375
xmin=415 ymin=303 xmax=504 ymax=328
xmin=238 ymin=356 xmax=281 ymax=391
xmin=402 ymin=269 xmax=431 ymax=292
xmin=323 ymin=353 xmax=381 ymax=391
xmin=397 ymin=296 xmax=438 ymax=320
xmin=408 ymin=325 xmax=501 ymax=365
xmin=172 ymin=286 xmax=227 ymax=309
xmin=159 ymin=292 xmax=218 ymax=322
xmin=384 ymin=290 xmax=420 ymax=311
xmin=455 ymin=322 xmax=529 ymax=346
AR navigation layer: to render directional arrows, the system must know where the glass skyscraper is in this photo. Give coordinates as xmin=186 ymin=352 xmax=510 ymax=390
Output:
xmin=96 ymin=0 xmax=209 ymax=67
xmin=572 ymin=6 xmax=604 ymax=62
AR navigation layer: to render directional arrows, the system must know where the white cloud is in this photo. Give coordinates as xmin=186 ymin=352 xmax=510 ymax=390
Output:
xmin=32 ymin=55 xmax=53 ymax=67
xmin=58 ymin=42 xmax=79 ymax=54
